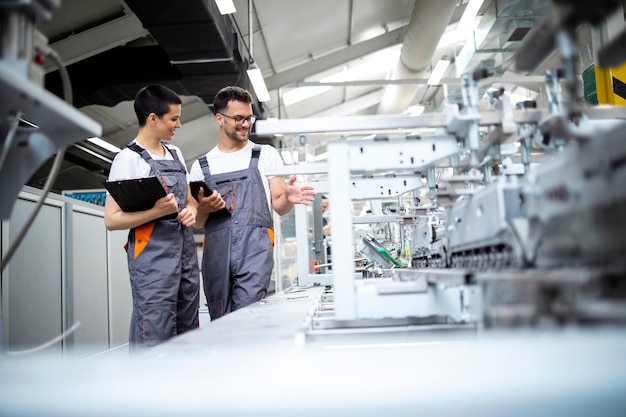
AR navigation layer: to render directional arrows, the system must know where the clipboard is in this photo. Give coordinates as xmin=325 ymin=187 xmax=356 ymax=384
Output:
xmin=104 ymin=177 xmax=177 ymax=220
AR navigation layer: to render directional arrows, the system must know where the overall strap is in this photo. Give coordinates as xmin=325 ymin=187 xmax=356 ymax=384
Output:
xmin=127 ymin=142 xmax=152 ymax=161
xmin=161 ymin=142 xmax=181 ymax=162
xmin=198 ymin=155 xmax=211 ymax=177
xmin=128 ymin=142 xmax=182 ymax=170
xmin=249 ymin=145 xmax=261 ymax=169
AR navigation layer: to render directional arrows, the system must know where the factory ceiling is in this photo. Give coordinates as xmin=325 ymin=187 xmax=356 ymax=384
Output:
xmin=25 ymin=0 xmax=599 ymax=192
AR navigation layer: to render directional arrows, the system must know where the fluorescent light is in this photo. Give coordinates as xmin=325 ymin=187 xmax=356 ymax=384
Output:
xmin=87 ymin=137 xmax=121 ymax=153
xmin=406 ymin=105 xmax=425 ymax=116
xmin=215 ymin=0 xmax=236 ymax=15
xmin=456 ymin=0 xmax=485 ymax=34
xmin=436 ymin=0 xmax=484 ymax=50
xmin=282 ymin=86 xmax=330 ymax=106
xmin=427 ymin=59 xmax=450 ymax=85
xmin=282 ymin=45 xmax=402 ymax=106
xmin=437 ymin=26 xmax=478 ymax=49
xmin=247 ymin=66 xmax=271 ymax=102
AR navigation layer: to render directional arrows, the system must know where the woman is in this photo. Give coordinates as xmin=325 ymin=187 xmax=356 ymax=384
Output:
xmin=104 ymin=84 xmax=200 ymax=353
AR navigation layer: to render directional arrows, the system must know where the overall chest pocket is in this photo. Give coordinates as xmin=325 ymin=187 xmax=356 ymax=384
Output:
xmin=159 ymin=173 xmax=180 ymax=195
xmin=215 ymin=176 xmax=248 ymax=212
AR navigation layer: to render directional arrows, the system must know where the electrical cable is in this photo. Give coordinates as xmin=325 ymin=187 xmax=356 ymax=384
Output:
xmin=5 ymin=321 xmax=81 ymax=356
xmin=1 ymin=47 xmax=71 ymax=273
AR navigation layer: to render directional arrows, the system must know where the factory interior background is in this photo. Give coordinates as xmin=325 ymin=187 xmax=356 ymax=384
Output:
xmin=2 ymin=0 xmax=626 ymax=416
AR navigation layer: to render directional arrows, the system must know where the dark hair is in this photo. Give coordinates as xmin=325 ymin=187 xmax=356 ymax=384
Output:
xmin=134 ymin=84 xmax=182 ymax=127
xmin=213 ymin=86 xmax=252 ymax=113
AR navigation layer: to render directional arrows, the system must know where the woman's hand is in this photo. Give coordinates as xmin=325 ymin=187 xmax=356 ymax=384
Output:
xmin=155 ymin=193 xmax=179 ymax=216
xmin=177 ymin=205 xmax=197 ymax=227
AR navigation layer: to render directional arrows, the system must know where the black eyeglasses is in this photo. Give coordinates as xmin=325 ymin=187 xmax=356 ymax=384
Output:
xmin=218 ymin=113 xmax=257 ymax=124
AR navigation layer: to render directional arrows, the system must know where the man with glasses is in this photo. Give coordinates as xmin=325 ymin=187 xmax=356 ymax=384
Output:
xmin=189 ymin=86 xmax=316 ymax=320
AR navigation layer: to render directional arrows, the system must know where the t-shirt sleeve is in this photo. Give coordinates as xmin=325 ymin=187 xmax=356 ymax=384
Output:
xmin=262 ymin=145 xmax=284 ymax=179
xmin=108 ymin=151 xmax=142 ymax=182
xmin=188 ymin=159 xmax=204 ymax=182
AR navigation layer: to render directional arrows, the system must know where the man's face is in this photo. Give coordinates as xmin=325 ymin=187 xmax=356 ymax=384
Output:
xmin=219 ymin=100 xmax=254 ymax=143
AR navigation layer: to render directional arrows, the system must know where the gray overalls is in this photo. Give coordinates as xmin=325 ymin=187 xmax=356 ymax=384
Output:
xmin=199 ymin=145 xmax=274 ymax=319
xmin=126 ymin=142 xmax=200 ymax=352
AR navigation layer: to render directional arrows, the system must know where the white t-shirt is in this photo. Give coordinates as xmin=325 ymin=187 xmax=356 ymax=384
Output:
xmin=188 ymin=141 xmax=283 ymax=212
xmin=108 ymin=141 xmax=190 ymax=184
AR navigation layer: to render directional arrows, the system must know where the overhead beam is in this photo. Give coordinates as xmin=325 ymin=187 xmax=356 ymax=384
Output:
xmin=265 ymin=26 xmax=406 ymax=90
xmin=46 ymin=13 xmax=149 ymax=72
xmin=293 ymin=75 xmax=548 ymax=88
xmin=310 ymin=89 xmax=383 ymax=118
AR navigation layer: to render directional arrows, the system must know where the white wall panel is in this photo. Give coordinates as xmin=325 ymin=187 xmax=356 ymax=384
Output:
xmin=2 ymin=194 xmax=63 ymax=355
xmin=1 ymin=187 xmax=133 ymax=357
xmin=107 ymin=229 xmax=131 ymax=349
xmin=70 ymin=207 xmax=110 ymax=358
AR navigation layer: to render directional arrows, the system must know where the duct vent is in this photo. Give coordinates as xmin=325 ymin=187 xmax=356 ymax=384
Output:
xmin=505 ymin=19 xmax=533 ymax=42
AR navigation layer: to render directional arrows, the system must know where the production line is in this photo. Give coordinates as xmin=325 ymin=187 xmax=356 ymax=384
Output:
xmin=254 ymin=2 xmax=626 ymax=337
xmin=265 ymin=87 xmax=626 ymax=341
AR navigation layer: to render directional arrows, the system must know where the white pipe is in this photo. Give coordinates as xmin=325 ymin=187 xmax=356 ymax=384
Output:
xmin=377 ymin=0 xmax=457 ymax=114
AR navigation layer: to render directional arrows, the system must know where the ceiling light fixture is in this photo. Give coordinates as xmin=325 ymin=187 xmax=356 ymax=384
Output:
xmin=427 ymin=59 xmax=450 ymax=85
xmin=282 ymin=46 xmax=402 ymax=106
xmin=87 ymin=137 xmax=121 ymax=153
xmin=406 ymin=105 xmax=425 ymax=116
xmin=215 ymin=0 xmax=236 ymax=15
xmin=244 ymin=0 xmax=270 ymax=102
xmin=456 ymin=0 xmax=485 ymax=34
xmin=247 ymin=65 xmax=271 ymax=102
xmin=436 ymin=0 xmax=484 ymax=50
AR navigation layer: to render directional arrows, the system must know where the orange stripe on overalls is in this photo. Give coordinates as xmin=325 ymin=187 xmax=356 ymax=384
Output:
xmin=134 ymin=222 xmax=156 ymax=259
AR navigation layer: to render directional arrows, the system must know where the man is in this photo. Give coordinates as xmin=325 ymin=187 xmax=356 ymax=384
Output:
xmin=321 ymin=196 xmax=331 ymax=237
xmin=190 ymin=86 xmax=315 ymax=319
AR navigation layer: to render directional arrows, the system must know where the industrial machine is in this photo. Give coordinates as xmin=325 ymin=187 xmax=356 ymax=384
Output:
xmin=0 ymin=0 xmax=101 ymax=221
xmin=0 ymin=0 xmax=102 ymax=346
xmin=255 ymin=0 xmax=626 ymax=337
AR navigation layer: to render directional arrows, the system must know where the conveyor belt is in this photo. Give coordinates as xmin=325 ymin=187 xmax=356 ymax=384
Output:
xmin=1 ymin=286 xmax=626 ymax=416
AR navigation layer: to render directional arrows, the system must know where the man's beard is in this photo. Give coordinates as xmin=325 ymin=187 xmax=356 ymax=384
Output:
xmin=226 ymin=126 xmax=249 ymax=143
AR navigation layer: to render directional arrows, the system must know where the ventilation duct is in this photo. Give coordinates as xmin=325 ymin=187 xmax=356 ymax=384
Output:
xmin=377 ymin=0 xmax=457 ymax=114
xmin=45 ymin=0 xmax=248 ymax=108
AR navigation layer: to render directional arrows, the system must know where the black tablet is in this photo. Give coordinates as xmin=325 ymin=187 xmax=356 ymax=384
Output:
xmin=190 ymin=181 xmax=212 ymax=202
xmin=189 ymin=181 xmax=231 ymax=217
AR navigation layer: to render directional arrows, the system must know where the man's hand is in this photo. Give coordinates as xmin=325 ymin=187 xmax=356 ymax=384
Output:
xmin=198 ymin=188 xmax=227 ymax=214
xmin=285 ymin=175 xmax=316 ymax=205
